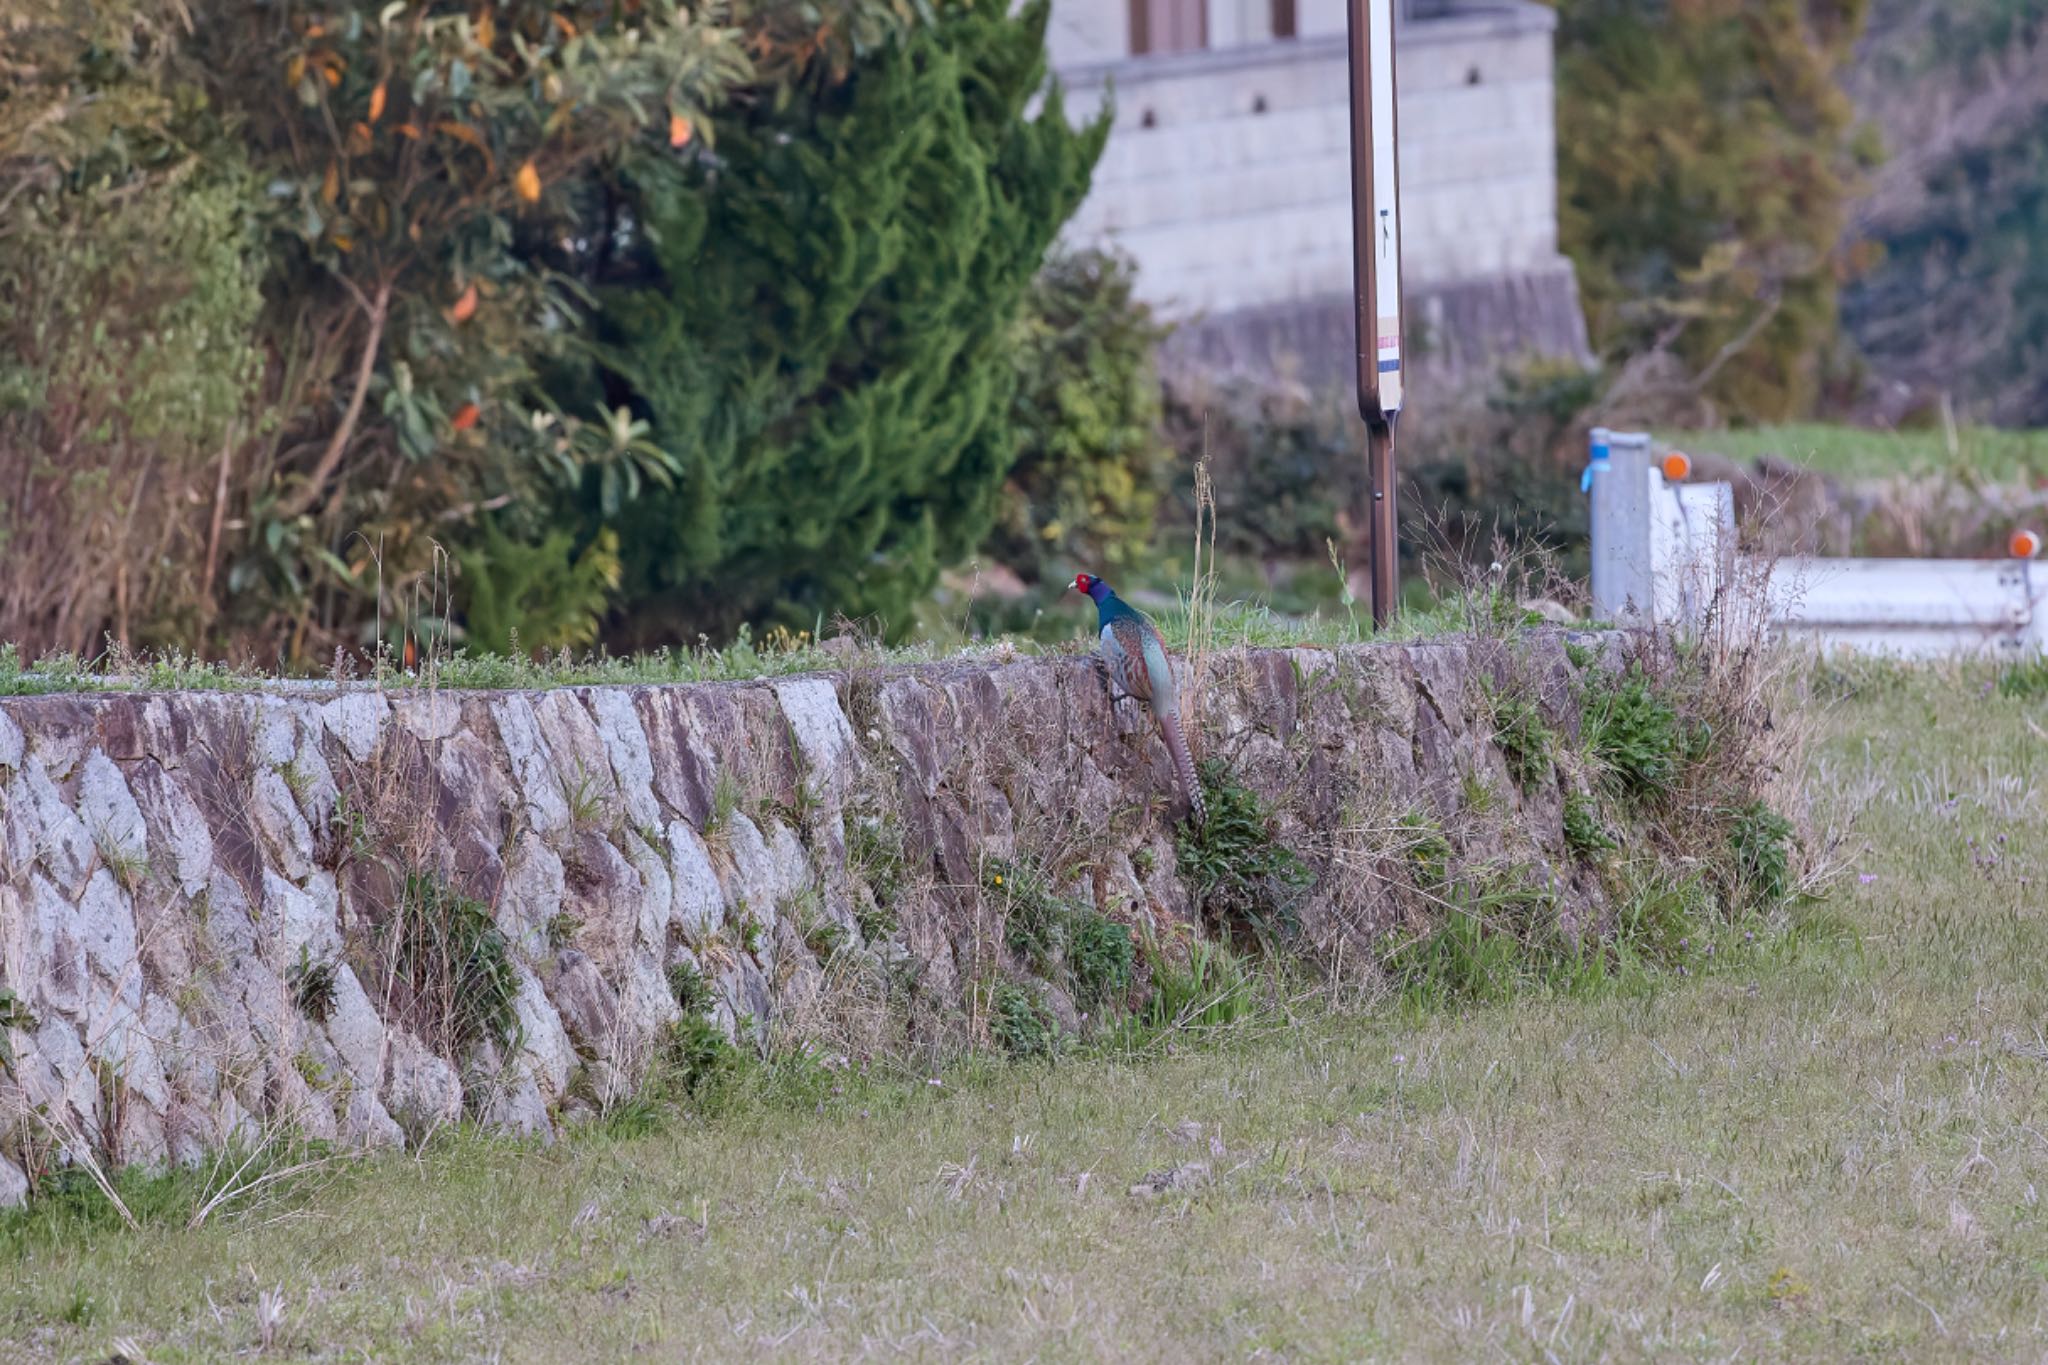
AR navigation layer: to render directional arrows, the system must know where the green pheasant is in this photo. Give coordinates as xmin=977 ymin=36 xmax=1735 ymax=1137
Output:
xmin=1073 ymin=573 xmax=1206 ymax=825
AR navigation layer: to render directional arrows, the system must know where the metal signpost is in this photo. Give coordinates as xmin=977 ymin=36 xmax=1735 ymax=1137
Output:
xmin=1347 ymin=0 xmax=1404 ymax=627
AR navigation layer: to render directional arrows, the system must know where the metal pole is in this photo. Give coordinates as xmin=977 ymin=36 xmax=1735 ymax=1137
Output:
xmin=1346 ymin=0 xmax=1403 ymax=629
xmin=1346 ymin=0 xmax=1377 ymax=417
xmin=1368 ymin=424 xmax=1397 ymax=627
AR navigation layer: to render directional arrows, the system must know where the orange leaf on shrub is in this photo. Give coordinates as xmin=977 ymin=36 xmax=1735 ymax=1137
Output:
xmin=669 ymin=112 xmax=693 ymax=147
xmin=368 ymin=82 xmax=387 ymax=123
xmin=513 ymin=160 xmax=541 ymax=203
xmin=449 ymin=283 xmax=479 ymax=323
xmin=475 ymin=11 xmax=495 ymax=49
xmin=451 ymin=402 xmax=481 ymax=431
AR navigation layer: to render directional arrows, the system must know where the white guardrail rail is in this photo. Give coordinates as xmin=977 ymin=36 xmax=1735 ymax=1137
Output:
xmin=1585 ymin=428 xmax=2048 ymax=659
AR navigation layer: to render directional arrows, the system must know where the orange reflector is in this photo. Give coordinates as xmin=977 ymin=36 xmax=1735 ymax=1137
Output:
xmin=2012 ymin=529 xmax=2042 ymax=560
xmin=1661 ymin=451 xmax=1692 ymax=482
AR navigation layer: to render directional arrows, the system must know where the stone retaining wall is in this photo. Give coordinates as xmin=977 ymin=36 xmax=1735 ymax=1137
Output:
xmin=0 ymin=634 xmax=1600 ymax=1201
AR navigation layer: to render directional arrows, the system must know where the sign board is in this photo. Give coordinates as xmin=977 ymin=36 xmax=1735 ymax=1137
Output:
xmin=1348 ymin=0 xmax=1403 ymax=425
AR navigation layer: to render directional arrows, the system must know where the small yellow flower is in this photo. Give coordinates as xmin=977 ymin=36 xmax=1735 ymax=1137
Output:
xmin=992 ymin=875 xmax=1004 ymax=886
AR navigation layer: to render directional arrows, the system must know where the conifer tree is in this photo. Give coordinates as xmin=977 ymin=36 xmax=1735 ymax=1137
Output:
xmin=594 ymin=0 xmax=1108 ymax=640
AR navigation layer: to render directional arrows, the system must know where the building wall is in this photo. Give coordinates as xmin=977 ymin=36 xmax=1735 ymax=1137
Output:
xmin=1049 ymin=0 xmax=1590 ymax=379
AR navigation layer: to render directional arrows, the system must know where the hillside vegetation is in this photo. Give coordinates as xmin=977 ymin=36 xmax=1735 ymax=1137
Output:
xmin=1842 ymin=0 xmax=2048 ymax=427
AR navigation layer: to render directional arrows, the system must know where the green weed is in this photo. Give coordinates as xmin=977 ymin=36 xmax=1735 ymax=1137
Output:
xmin=1811 ymin=652 xmax=1912 ymax=701
xmin=705 ymin=771 xmax=744 ymax=839
xmin=1582 ymin=662 xmax=1687 ymax=801
xmin=1389 ymin=857 xmax=1723 ymax=1009
xmin=1997 ymin=654 xmax=2048 ymax=700
xmin=563 ymin=769 xmax=607 ymax=830
xmin=1486 ymin=684 xmax=1555 ymax=789
xmin=1143 ymin=937 xmax=1255 ymax=1032
xmin=1398 ymin=810 xmax=1453 ymax=893
xmin=0 ymin=1142 xmax=328 ymax=1252
xmin=0 ymin=987 xmax=37 ymax=1073
xmin=803 ymin=916 xmax=849 ymax=962
xmin=659 ymin=1016 xmax=742 ymax=1098
xmin=1563 ymin=791 xmax=1617 ymax=858
xmin=989 ymin=859 xmax=1072 ymax=972
xmin=1611 ymin=867 xmax=1717 ymax=966
xmin=380 ymin=874 xmax=518 ymax=1058
xmin=988 ymin=982 xmax=1059 ymax=1059
xmin=667 ymin=960 xmax=713 ymax=1016
xmin=1067 ymin=914 xmax=1135 ymax=1013
xmin=987 ymin=859 xmax=1135 ymax=1014
xmin=1729 ymin=800 xmax=1797 ymax=909
xmin=289 ymin=948 xmax=339 ymax=1022
xmin=1177 ymin=760 xmax=1313 ymax=945
xmin=847 ymin=812 xmax=904 ymax=943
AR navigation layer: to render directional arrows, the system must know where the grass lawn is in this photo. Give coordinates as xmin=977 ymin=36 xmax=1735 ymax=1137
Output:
xmin=1661 ymin=422 xmax=2048 ymax=484
xmin=4 ymin=664 xmax=2046 ymax=1361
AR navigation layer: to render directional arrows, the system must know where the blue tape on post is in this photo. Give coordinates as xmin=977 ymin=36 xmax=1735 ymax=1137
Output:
xmin=1582 ymin=438 xmax=1611 ymax=494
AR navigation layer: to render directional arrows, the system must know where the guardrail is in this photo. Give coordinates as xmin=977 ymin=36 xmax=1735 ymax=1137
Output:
xmin=1585 ymin=428 xmax=2047 ymax=659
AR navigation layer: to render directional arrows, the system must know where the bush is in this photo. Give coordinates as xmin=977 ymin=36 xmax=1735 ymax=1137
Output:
xmin=1401 ymin=360 xmax=1600 ymax=579
xmin=1160 ymin=378 xmax=1367 ymax=564
xmin=3 ymin=1 xmax=1053 ymax=661
xmin=985 ymin=246 xmax=1171 ymax=586
xmin=0 ymin=146 xmax=265 ymax=653
xmin=455 ymin=524 xmax=623 ymax=657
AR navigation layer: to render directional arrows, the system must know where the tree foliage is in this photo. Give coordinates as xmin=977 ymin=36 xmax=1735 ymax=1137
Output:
xmin=5 ymin=0 xmax=1087 ymax=659
xmin=1552 ymin=0 xmax=1873 ymax=421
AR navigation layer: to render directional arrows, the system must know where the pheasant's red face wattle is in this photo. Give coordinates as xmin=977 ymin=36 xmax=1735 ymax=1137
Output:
xmin=1072 ymin=573 xmax=1093 ymax=594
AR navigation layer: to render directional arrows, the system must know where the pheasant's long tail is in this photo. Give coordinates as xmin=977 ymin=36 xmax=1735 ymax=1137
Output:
xmin=1157 ymin=712 xmax=1206 ymax=826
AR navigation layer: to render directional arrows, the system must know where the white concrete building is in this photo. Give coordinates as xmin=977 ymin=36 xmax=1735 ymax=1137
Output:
xmin=1049 ymin=0 xmax=1591 ymax=387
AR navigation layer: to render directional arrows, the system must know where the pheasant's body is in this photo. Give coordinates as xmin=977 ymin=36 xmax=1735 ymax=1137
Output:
xmin=1077 ymin=575 xmax=1206 ymax=825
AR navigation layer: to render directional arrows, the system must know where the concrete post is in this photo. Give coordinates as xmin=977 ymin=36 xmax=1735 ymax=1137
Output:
xmin=1588 ymin=428 xmax=1654 ymax=624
